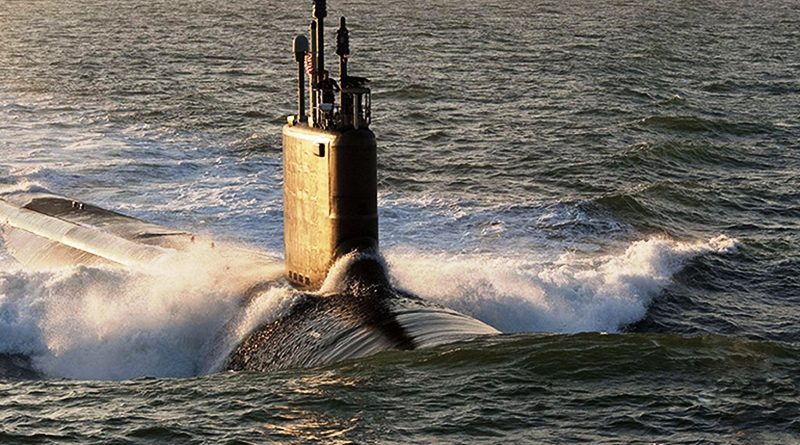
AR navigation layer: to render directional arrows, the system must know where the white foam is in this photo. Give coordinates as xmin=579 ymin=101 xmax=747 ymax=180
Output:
xmin=386 ymin=235 xmax=738 ymax=334
xmin=0 ymin=243 xmax=290 ymax=380
xmin=318 ymin=250 xmax=390 ymax=295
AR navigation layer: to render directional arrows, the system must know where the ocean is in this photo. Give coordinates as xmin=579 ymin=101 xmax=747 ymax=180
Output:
xmin=1 ymin=0 xmax=798 ymax=443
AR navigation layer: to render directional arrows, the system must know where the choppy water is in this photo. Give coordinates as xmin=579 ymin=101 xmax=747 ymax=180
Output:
xmin=1 ymin=0 xmax=798 ymax=443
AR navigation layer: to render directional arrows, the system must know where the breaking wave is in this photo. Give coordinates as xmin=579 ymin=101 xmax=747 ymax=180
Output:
xmin=386 ymin=235 xmax=738 ymax=333
xmin=0 ymin=243 xmax=288 ymax=380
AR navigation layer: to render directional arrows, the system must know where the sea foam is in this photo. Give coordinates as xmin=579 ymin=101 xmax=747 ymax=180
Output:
xmin=386 ymin=235 xmax=738 ymax=334
xmin=0 ymin=243 xmax=288 ymax=380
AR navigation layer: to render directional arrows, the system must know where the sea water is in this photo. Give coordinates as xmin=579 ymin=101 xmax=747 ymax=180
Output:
xmin=0 ymin=0 xmax=798 ymax=443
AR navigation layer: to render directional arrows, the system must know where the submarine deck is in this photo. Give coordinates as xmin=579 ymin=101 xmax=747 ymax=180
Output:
xmin=0 ymin=192 xmax=274 ymax=270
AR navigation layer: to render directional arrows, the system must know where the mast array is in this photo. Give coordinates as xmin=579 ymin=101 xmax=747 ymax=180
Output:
xmin=291 ymin=0 xmax=371 ymax=130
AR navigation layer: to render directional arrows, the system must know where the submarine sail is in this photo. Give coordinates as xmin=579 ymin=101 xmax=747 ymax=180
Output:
xmin=282 ymin=0 xmax=378 ymax=290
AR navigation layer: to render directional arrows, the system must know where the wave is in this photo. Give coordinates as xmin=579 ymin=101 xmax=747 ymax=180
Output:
xmin=616 ymin=140 xmax=764 ymax=169
xmin=345 ymin=332 xmax=800 ymax=378
xmin=0 ymin=243 xmax=287 ymax=380
xmin=634 ymin=115 xmax=777 ymax=137
xmin=386 ymin=235 xmax=738 ymax=334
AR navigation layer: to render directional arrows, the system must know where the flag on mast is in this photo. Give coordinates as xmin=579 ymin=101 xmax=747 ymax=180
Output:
xmin=304 ymin=52 xmax=314 ymax=76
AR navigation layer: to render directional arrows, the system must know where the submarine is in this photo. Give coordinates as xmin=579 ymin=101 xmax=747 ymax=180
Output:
xmin=0 ymin=0 xmax=498 ymax=373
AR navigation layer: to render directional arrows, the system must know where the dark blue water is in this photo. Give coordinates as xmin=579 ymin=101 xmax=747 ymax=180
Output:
xmin=1 ymin=0 xmax=798 ymax=443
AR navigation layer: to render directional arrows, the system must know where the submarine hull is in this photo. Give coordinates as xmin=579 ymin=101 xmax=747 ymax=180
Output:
xmin=225 ymin=253 xmax=498 ymax=372
xmin=226 ymin=280 xmax=497 ymax=372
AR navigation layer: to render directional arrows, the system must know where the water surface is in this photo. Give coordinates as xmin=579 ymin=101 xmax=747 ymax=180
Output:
xmin=1 ymin=0 xmax=798 ymax=443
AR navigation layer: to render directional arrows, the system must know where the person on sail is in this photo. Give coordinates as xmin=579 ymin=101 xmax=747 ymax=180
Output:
xmin=317 ymin=70 xmax=340 ymax=107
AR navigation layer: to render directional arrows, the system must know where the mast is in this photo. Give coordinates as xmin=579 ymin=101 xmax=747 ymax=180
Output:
xmin=336 ymin=16 xmax=351 ymax=127
xmin=293 ymin=35 xmax=309 ymax=123
xmin=313 ymin=0 xmax=326 ymax=109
